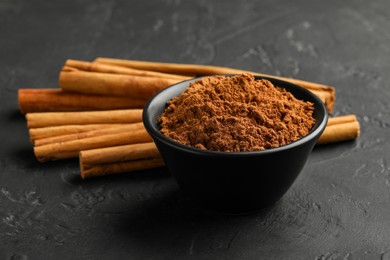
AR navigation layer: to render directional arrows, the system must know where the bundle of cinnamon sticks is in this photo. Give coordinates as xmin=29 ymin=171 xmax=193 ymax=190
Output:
xmin=18 ymin=58 xmax=360 ymax=179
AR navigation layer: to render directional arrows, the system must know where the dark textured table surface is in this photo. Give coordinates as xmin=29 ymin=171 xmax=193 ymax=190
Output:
xmin=1 ymin=0 xmax=390 ymax=259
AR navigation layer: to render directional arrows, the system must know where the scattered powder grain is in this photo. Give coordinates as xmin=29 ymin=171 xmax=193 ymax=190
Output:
xmin=158 ymin=73 xmax=315 ymax=152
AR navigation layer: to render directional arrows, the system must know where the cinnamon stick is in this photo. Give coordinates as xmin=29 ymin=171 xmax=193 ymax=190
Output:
xmin=29 ymin=124 xmax=126 ymax=143
xmin=79 ymin=142 xmax=162 ymax=179
xmin=18 ymin=88 xmax=146 ymax=114
xmin=80 ymin=142 xmax=160 ymax=167
xmin=34 ymin=128 xmax=152 ymax=162
xmin=26 ymin=109 xmax=142 ymax=128
xmin=80 ymin=158 xmax=165 ymax=179
xmin=65 ymin=59 xmax=190 ymax=81
xmin=59 ymin=69 xmax=178 ymax=99
xmin=34 ymin=122 xmax=145 ymax=146
xmin=316 ymin=114 xmax=360 ymax=145
xmin=94 ymin=57 xmax=227 ymax=77
xmin=94 ymin=57 xmax=335 ymax=113
xmin=326 ymin=114 xmax=357 ymax=126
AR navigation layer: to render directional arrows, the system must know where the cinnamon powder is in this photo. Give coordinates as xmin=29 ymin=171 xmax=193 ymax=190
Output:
xmin=158 ymin=73 xmax=315 ymax=152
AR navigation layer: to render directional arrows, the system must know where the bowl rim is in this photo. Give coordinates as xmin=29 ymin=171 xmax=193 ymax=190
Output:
xmin=143 ymin=74 xmax=329 ymax=157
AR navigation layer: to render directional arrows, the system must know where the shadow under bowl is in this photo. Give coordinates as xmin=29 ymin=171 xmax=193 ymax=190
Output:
xmin=143 ymin=75 xmax=328 ymax=214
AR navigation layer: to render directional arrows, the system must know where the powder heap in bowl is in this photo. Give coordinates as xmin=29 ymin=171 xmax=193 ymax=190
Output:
xmin=158 ymin=73 xmax=315 ymax=152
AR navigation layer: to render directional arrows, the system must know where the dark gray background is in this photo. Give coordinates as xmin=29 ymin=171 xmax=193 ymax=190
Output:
xmin=1 ymin=0 xmax=390 ymax=259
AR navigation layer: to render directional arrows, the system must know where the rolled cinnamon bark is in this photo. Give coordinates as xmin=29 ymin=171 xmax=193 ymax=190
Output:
xmin=79 ymin=142 xmax=162 ymax=179
xmin=80 ymin=158 xmax=165 ymax=179
xmin=18 ymin=88 xmax=146 ymax=114
xmin=65 ymin=59 xmax=190 ymax=81
xmin=59 ymin=69 xmax=178 ymax=99
xmin=29 ymin=124 xmax=126 ymax=143
xmin=316 ymin=114 xmax=360 ymax=145
xmin=34 ymin=128 xmax=152 ymax=162
xmin=326 ymin=114 xmax=357 ymax=126
xmin=94 ymin=57 xmax=335 ymax=113
xmin=34 ymin=122 xmax=145 ymax=146
xmin=80 ymin=142 xmax=160 ymax=167
xmin=26 ymin=109 xmax=142 ymax=128
xmin=94 ymin=57 xmax=233 ymax=76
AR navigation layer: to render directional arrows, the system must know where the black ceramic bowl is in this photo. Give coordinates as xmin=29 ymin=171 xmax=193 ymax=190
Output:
xmin=143 ymin=75 xmax=328 ymax=214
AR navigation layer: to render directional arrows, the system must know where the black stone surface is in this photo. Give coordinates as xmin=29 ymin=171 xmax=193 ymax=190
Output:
xmin=1 ymin=0 xmax=390 ymax=259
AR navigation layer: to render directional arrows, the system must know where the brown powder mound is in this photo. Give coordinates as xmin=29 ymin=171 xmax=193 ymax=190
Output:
xmin=158 ymin=73 xmax=316 ymax=152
